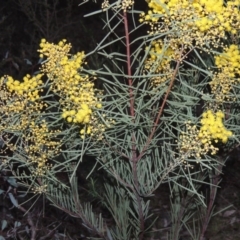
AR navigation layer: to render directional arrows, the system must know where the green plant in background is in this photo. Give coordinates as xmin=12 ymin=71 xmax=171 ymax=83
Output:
xmin=0 ymin=0 xmax=240 ymax=239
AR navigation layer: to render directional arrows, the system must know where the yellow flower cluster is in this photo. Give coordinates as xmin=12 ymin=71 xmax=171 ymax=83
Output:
xmin=2 ymin=74 xmax=43 ymax=101
xmin=101 ymin=0 xmax=134 ymax=11
xmin=24 ymin=120 xmax=60 ymax=176
xmin=178 ymin=121 xmax=218 ymax=160
xmin=101 ymin=0 xmax=109 ymax=10
xmin=38 ymin=39 xmax=111 ymax=139
xmin=144 ymin=40 xmax=175 ymax=85
xmin=194 ymin=0 xmax=240 ymax=34
xmin=210 ymin=44 xmax=240 ymax=102
xmin=178 ymin=110 xmax=232 ymax=161
xmin=119 ymin=0 xmax=134 ymax=12
xmin=0 ymin=77 xmax=46 ymax=132
xmin=140 ymin=0 xmax=240 ymax=49
xmin=62 ymin=103 xmax=92 ymax=124
xmin=38 ymin=39 xmax=85 ymax=93
xmin=215 ymin=45 xmax=240 ymax=76
xmin=0 ymin=77 xmax=56 ymax=176
xmin=32 ymin=184 xmax=48 ymax=194
xmin=210 ymin=68 xmax=236 ymax=102
xmin=199 ymin=110 xmax=232 ymax=143
xmin=140 ymin=0 xmax=240 ymax=87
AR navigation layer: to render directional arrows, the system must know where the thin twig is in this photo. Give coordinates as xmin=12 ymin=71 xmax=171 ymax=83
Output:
xmin=138 ymin=46 xmax=197 ymax=162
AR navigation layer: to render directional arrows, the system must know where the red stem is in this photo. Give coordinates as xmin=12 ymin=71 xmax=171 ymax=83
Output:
xmin=123 ymin=11 xmax=134 ymax=119
xmin=123 ymin=11 xmax=144 ymax=239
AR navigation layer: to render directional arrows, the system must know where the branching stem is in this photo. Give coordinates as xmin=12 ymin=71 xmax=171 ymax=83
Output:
xmin=137 ymin=46 xmax=191 ymax=161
